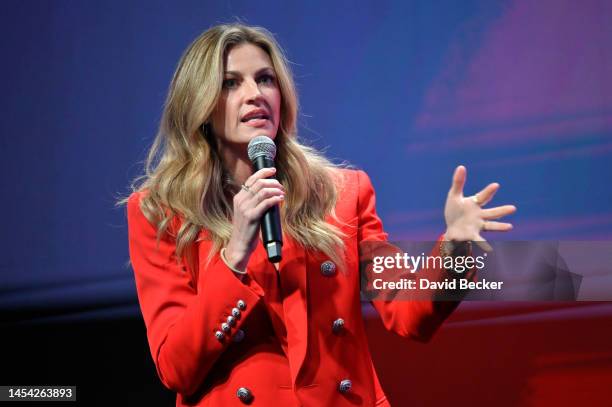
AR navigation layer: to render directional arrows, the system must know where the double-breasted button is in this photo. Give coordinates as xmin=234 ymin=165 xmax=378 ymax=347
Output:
xmin=233 ymin=329 xmax=245 ymax=343
xmin=237 ymin=299 xmax=247 ymax=310
xmin=338 ymin=379 xmax=352 ymax=393
xmin=232 ymin=307 xmax=241 ymax=318
xmin=221 ymin=322 xmax=231 ymax=333
xmin=214 ymin=330 xmax=225 ymax=341
xmin=227 ymin=315 xmax=237 ymax=327
xmin=236 ymin=387 xmax=253 ymax=404
xmin=320 ymin=260 xmax=337 ymax=276
xmin=332 ymin=318 xmax=345 ymax=334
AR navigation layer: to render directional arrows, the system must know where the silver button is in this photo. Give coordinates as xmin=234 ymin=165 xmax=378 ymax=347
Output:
xmin=332 ymin=318 xmax=345 ymax=334
xmin=215 ymin=330 xmax=225 ymax=341
xmin=233 ymin=329 xmax=245 ymax=343
xmin=221 ymin=322 xmax=231 ymax=333
xmin=227 ymin=315 xmax=237 ymax=327
xmin=237 ymin=299 xmax=247 ymax=310
xmin=338 ymin=379 xmax=352 ymax=393
xmin=320 ymin=260 xmax=337 ymax=276
xmin=232 ymin=307 xmax=241 ymax=318
xmin=236 ymin=387 xmax=253 ymax=403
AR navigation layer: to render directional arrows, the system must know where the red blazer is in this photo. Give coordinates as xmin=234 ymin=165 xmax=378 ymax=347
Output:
xmin=127 ymin=169 xmax=458 ymax=406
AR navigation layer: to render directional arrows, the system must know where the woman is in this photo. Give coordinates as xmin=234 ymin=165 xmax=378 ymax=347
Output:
xmin=125 ymin=23 xmax=516 ymax=406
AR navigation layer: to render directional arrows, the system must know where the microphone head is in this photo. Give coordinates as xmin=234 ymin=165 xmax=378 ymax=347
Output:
xmin=248 ymin=136 xmax=276 ymax=162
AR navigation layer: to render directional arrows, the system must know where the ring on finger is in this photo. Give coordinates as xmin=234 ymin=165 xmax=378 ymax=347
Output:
xmin=482 ymin=221 xmax=488 ymax=231
xmin=241 ymin=184 xmax=255 ymax=197
xmin=471 ymin=194 xmax=482 ymax=206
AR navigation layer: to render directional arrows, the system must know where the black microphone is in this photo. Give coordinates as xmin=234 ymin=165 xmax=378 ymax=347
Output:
xmin=247 ymin=136 xmax=282 ymax=263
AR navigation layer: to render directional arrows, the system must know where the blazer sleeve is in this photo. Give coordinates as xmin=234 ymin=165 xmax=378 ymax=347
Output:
xmin=127 ymin=192 xmax=265 ymax=396
xmin=356 ymin=170 xmax=462 ymax=343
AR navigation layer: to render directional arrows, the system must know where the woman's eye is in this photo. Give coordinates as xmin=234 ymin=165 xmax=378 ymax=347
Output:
xmin=258 ymin=74 xmax=275 ymax=85
xmin=222 ymin=78 xmax=237 ymax=89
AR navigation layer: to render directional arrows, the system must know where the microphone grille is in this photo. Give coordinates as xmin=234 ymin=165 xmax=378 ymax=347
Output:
xmin=247 ymin=136 xmax=277 ymax=161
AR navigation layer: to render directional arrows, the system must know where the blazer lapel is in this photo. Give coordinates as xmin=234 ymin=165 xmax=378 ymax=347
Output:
xmin=197 ymin=229 xmax=310 ymax=387
xmin=278 ymin=236 xmax=309 ymax=388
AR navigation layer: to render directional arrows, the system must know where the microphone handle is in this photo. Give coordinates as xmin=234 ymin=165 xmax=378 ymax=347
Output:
xmin=252 ymin=156 xmax=283 ymax=262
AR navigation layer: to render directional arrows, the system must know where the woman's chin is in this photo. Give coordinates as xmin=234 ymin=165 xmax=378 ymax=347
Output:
xmin=243 ymin=130 xmax=277 ymax=142
xmin=239 ymin=121 xmax=277 ymax=140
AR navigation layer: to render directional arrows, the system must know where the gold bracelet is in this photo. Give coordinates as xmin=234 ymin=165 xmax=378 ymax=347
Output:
xmin=220 ymin=248 xmax=248 ymax=275
xmin=439 ymin=239 xmax=472 ymax=258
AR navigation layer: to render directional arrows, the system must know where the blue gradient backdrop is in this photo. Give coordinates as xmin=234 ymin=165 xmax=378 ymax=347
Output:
xmin=1 ymin=0 xmax=611 ymax=321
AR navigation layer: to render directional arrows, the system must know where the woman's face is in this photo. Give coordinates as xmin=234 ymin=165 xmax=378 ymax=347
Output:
xmin=210 ymin=43 xmax=281 ymax=147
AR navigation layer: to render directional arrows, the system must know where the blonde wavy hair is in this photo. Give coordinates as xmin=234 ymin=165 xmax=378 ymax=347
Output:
xmin=122 ymin=23 xmax=347 ymax=267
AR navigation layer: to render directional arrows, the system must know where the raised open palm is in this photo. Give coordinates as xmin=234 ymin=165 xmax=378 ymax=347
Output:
xmin=444 ymin=165 xmax=517 ymax=251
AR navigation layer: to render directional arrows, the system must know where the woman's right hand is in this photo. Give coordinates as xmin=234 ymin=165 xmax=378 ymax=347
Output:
xmin=225 ymin=167 xmax=285 ymax=271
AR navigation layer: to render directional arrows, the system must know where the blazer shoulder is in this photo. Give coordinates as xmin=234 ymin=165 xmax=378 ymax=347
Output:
xmin=127 ymin=190 xmax=143 ymax=217
xmin=126 ymin=190 xmax=159 ymax=238
xmin=330 ymin=167 xmax=375 ymax=196
xmin=126 ymin=190 xmax=151 ymax=222
xmin=327 ymin=168 xmax=372 ymax=222
xmin=126 ymin=190 xmax=182 ymax=238
xmin=330 ymin=167 xmax=360 ymax=187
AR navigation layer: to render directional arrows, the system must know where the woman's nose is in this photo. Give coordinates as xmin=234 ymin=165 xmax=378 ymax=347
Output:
xmin=243 ymin=79 xmax=264 ymax=102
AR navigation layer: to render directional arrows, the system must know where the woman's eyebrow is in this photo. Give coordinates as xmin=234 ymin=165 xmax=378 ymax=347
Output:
xmin=224 ymin=67 xmax=275 ymax=76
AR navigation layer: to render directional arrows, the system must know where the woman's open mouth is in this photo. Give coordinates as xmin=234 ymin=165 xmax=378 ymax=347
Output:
xmin=241 ymin=113 xmax=271 ymax=127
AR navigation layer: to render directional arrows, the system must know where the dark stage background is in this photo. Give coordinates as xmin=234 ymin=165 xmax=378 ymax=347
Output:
xmin=2 ymin=0 xmax=611 ymax=405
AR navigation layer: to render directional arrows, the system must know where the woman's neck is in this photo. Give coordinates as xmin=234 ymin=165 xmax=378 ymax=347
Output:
xmin=221 ymin=145 xmax=252 ymax=187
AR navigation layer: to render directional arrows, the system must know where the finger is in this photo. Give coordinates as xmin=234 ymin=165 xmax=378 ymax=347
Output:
xmin=474 ymin=182 xmax=499 ymax=207
xmin=248 ymin=178 xmax=285 ymax=195
xmin=246 ymin=187 xmax=284 ymax=206
xmin=245 ymin=167 xmax=277 ymax=187
xmin=483 ymin=221 xmax=513 ymax=232
xmin=482 ymin=205 xmax=517 ymax=220
xmin=245 ymin=183 xmax=285 ymax=206
xmin=250 ymin=195 xmax=284 ymax=219
xmin=448 ymin=165 xmax=467 ymax=198
xmin=473 ymin=235 xmax=493 ymax=252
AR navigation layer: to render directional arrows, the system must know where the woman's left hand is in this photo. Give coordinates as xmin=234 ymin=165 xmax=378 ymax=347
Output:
xmin=444 ymin=165 xmax=517 ymax=250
